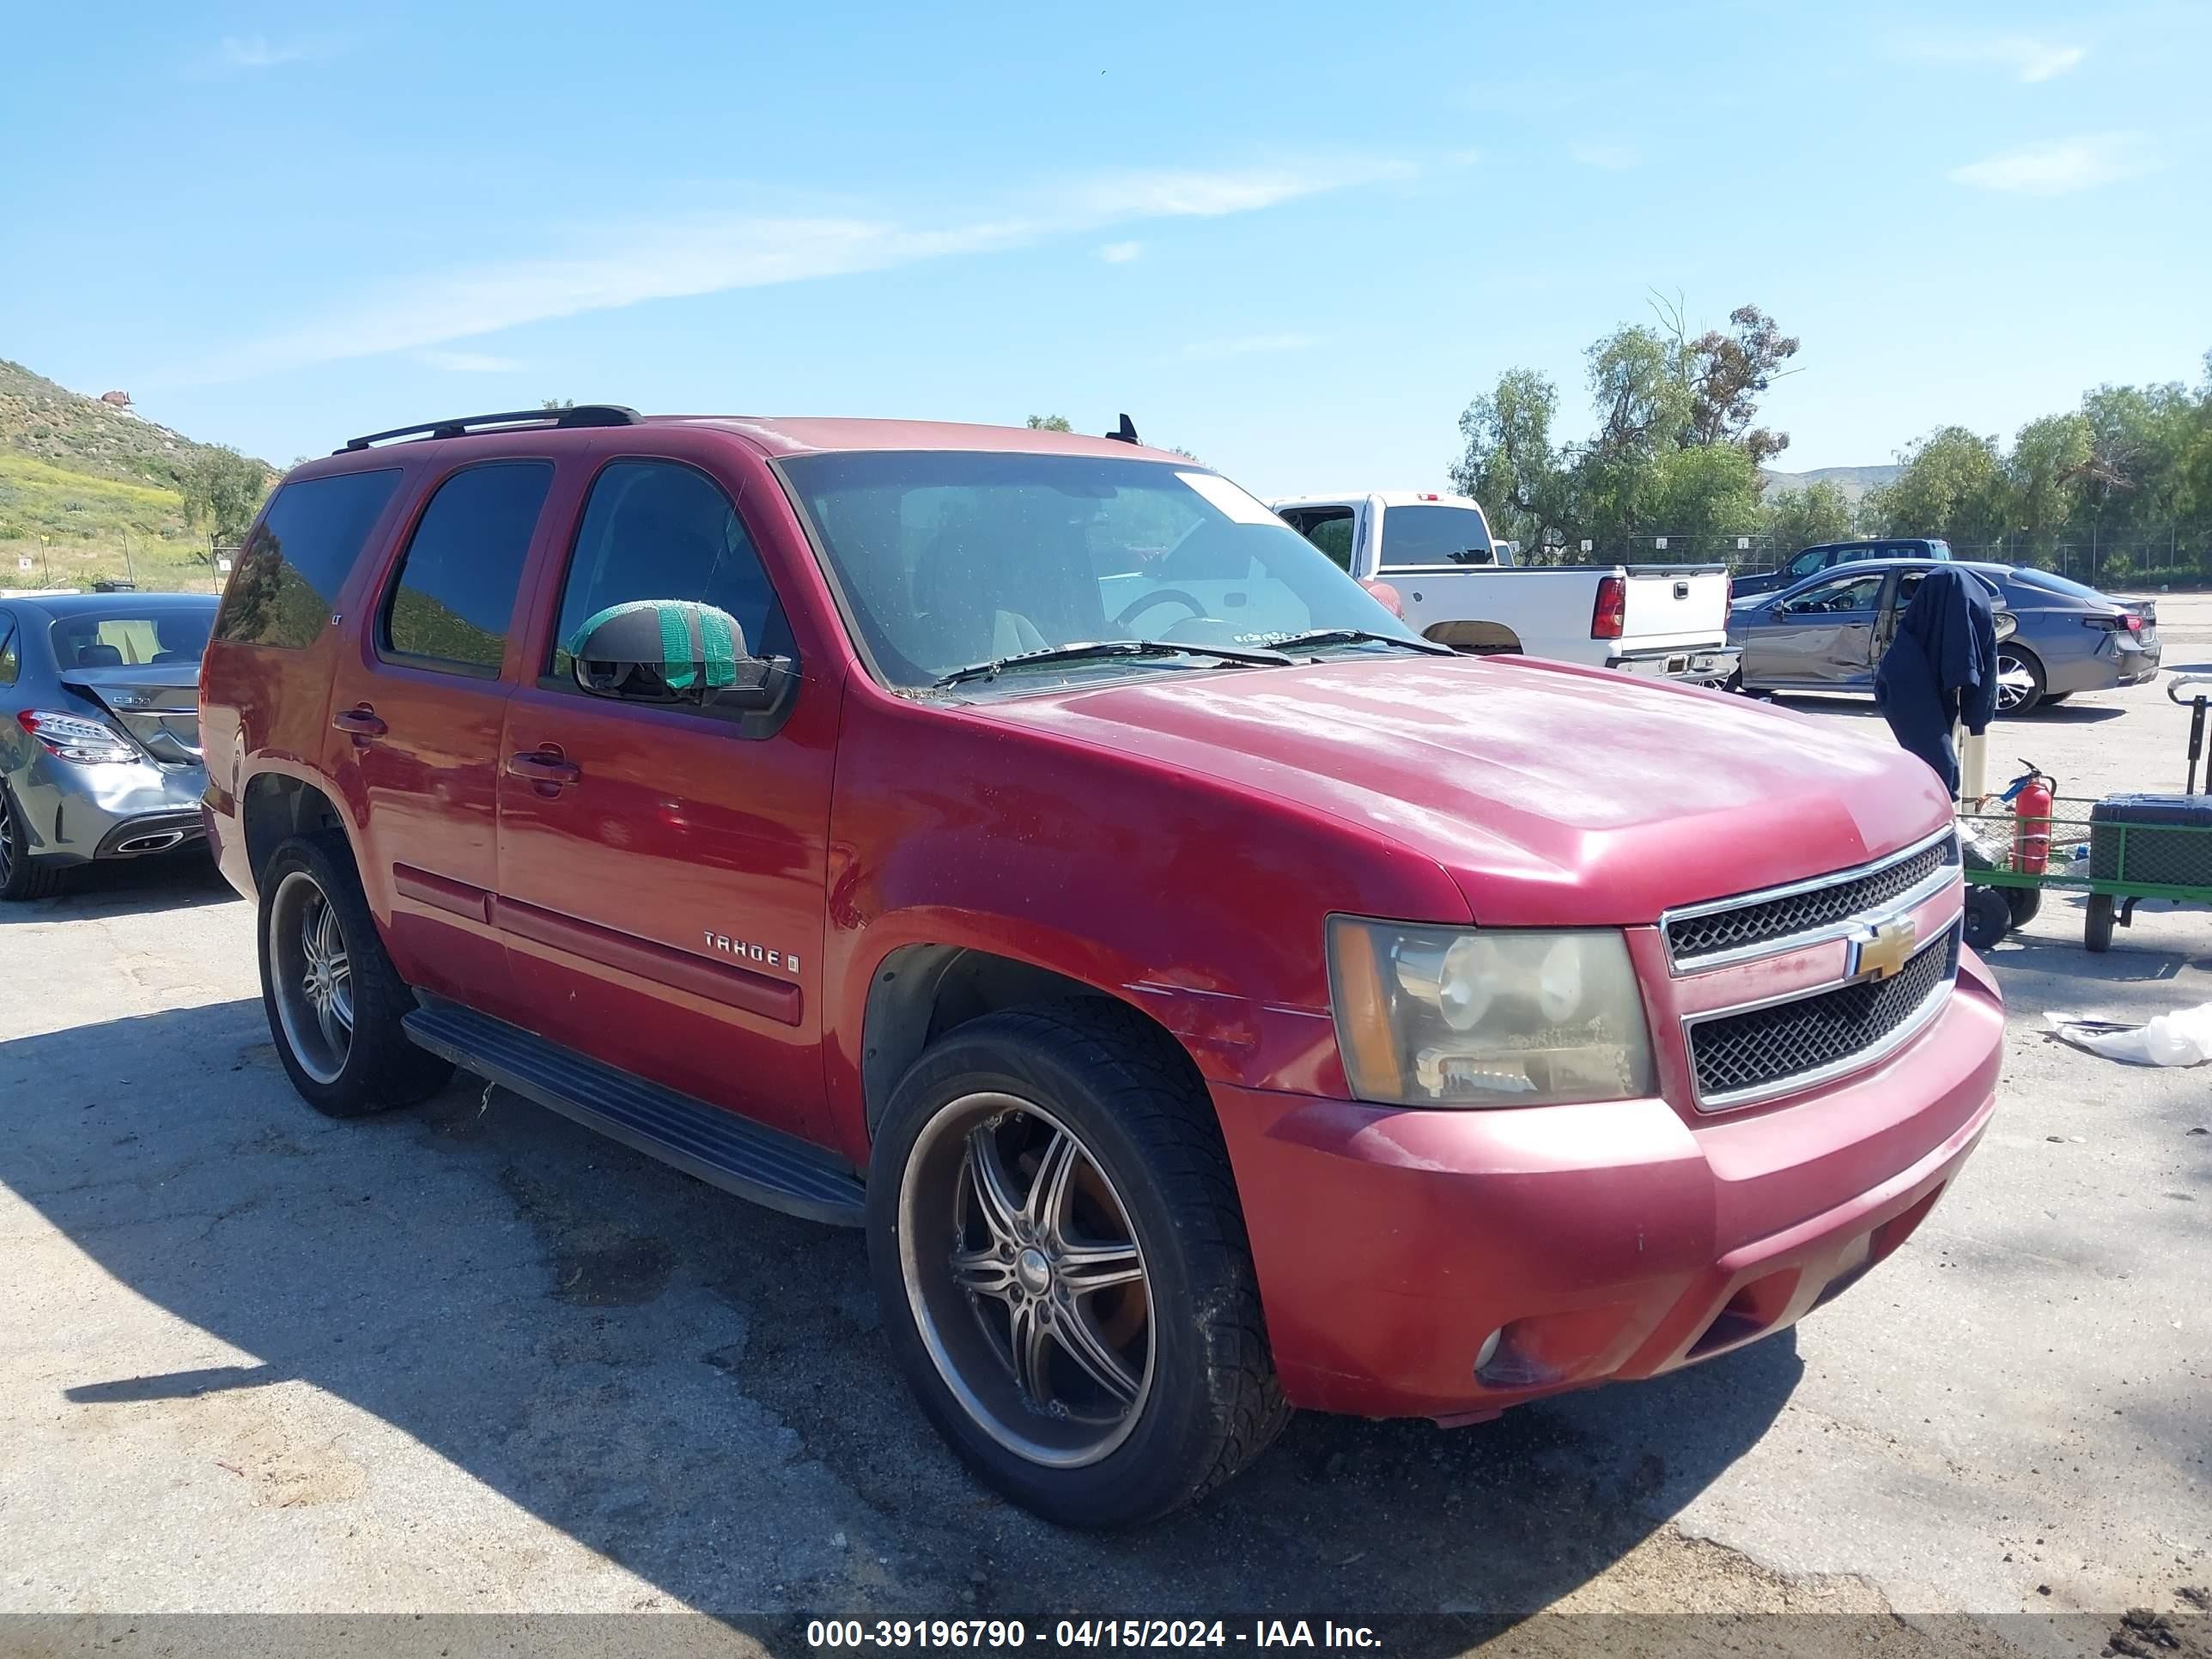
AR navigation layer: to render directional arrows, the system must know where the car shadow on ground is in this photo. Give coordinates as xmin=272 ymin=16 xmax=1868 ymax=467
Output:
xmin=0 ymin=1000 xmax=1806 ymax=1634
xmin=0 ymin=850 xmax=239 ymax=927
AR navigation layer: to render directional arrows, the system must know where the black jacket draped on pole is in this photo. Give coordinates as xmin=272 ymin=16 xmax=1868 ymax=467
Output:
xmin=1873 ymin=567 xmax=2000 ymax=796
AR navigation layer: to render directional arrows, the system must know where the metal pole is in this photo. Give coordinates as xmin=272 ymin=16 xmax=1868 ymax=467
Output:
xmin=121 ymin=529 xmax=136 ymax=588
xmin=40 ymin=535 xmax=51 ymax=586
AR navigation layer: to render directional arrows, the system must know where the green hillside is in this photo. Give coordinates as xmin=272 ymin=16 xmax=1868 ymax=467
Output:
xmin=0 ymin=358 xmax=270 ymax=592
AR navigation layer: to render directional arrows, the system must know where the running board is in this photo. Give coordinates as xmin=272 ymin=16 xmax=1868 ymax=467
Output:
xmin=402 ymin=997 xmax=866 ymax=1226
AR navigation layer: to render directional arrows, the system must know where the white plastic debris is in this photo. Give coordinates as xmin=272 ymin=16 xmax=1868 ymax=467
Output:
xmin=2044 ymin=1003 xmax=2212 ymax=1066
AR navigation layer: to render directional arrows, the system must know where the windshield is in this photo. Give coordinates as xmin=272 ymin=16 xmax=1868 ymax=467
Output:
xmin=1378 ymin=504 xmax=1494 ymax=568
xmin=48 ymin=609 xmax=214 ymax=669
xmin=781 ymin=452 xmax=1421 ymax=690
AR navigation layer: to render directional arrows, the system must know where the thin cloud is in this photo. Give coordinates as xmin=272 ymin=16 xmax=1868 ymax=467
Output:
xmin=1901 ymin=33 xmax=2086 ymax=82
xmin=183 ymin=159 xmax=1409 ymax=382
xmin=1098 ymin=240 xmax=1143 ymax=264
xmin=1570 ymin=142 xmax=1639 ymax=172
xmin=413 ymin=348 xmax=525 ymax=373
xmin=198 ymin=33 xmax=349 ymax=74
xmin=1948 ymin=132 xmax=2151 ymax=195
xmin=1182 ymin=333 xmax=1318 ymax=360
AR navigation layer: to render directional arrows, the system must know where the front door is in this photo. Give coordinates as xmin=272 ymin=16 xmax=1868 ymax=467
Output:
xmin=1751 ymin=570 xmax=1886 ymax=686
xmin=494 ymin=453 xmax=835 ymax=1145
xmin=325 ymin=459 xmax=556 ymax=1018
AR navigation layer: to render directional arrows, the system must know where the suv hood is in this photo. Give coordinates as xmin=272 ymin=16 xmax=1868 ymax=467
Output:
xmin=964 ymin=654 xmax=1951 ymax=927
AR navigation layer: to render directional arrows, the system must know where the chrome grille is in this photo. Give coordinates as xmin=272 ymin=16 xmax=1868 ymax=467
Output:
xmin=1688 ymin=926 xmax=1959 ymax=1107
xmin=1666 ymin=833 xmax=1956 ymax=969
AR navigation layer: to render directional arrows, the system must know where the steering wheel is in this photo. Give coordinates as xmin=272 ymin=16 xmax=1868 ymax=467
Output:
xmin=1115 ymin=589 xmax=1208 ymax=632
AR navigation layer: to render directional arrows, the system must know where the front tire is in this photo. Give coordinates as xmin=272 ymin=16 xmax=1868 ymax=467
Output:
xmin=257 ymin=833 xmax=452 ymax=1116
xmin=867 ymin=1003 xmax=1287 ymax=1528
xmin=2084 ymin=893 xmax=2117 ymax=954
xmin=1963 ymin=886 xmax=2012 ymax=952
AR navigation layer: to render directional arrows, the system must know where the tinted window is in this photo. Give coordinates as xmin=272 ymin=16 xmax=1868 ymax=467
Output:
xmin=1782 ymin=573 xmax=1884 ymax=614
xmin=550 ymin=461 xmax=788 ymax=684
xmin=1378 ymin=504 xmax=1492 ymax=568
xmin=215 ymin=470 xmax=402 ymax=648
xmin=2009 ymin=568 xmax=2107 ymax=603
xmin=49 ymin=610 xmax=215 ymax=667
xmin=0 ymin=615 xmax=16 ymax=685
xmin=382 ymin=463 xmax=552 ymax=673
xmin=1283 ymin=507 xmax=1356 ymax=572
xmin=784 ymin=452 xmax=1416 ymax=690
xmin=1787 ymin=549 xmax=1828 ymax=576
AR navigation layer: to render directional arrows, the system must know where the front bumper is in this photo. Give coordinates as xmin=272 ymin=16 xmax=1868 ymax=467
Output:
xmin=1606 ymin=644 xmax=1741 ymax=685
xmin=1213 ymin=956 xmax=2002 ymax=1421
xmin=9 ymin=750 xmax=210 ymax=865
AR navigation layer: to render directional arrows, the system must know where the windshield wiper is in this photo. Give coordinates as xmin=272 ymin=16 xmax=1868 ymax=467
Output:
xmin=1261 ymin=628 xmax=1456 ymax=657
xmin=932 ymin=638 xmax=1292 ymax=690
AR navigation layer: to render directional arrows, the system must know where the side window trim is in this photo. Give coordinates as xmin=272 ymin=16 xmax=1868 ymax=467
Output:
xmin=535 ymin=454 xmax=798 ymax=737
xmin=373 ymin=458 xmax=556 ymax=681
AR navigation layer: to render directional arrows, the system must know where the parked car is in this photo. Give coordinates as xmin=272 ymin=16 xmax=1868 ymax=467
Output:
xmin=0 ymin=592 xmax=216 ymax=901
xmin=201 ymin=406 xmax=2002 ymax=1527
xmin=1731 ymin=538 xmax=1954 ymax=600
xmin=1272 ymin=490 xmax=1738 ymax=684
xmin=1729 ymin=559 xmax=2160 ymax=714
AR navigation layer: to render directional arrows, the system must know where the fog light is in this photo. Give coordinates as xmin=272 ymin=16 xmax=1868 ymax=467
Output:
xmin=1473 ymin=1327 xmax=1502 ymax=1376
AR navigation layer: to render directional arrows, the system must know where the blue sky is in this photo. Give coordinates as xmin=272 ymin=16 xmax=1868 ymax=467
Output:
xmin=4 ymin=1 xmax=2206 ymax=496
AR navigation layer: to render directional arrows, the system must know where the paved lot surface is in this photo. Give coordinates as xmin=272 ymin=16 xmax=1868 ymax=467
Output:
xmin=3 ymin=599 xmax=2209 ymax=1653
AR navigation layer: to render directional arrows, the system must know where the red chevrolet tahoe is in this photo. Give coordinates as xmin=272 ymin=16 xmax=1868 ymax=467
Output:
xmin=200 ymin=406 xmax=2003 ymax=1527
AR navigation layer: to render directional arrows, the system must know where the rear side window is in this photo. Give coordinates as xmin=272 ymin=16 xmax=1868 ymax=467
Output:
xmin=547 ymin=461 xmax=789 ymax=685
xmin=1284 ymin=507 xmax=1357 ymax=572
xmin=215 ymin=469 xmax=402 ymax=649
xmin=381 ymin=462 xmax=553 ymax=674
xmin=1379 ymin=505 xmax=1493 ymax=568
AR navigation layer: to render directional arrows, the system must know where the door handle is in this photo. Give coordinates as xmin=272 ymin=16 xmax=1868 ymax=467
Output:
xmin=331 ymin=706 xmax=386 ymax=739
xmin=506 ymin=750 xmax=581 ymax=785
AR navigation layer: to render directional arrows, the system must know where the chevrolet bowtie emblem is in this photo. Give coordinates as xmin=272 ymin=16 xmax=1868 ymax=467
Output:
xmin=1850 ymin=916 xmax=1918 ymax=981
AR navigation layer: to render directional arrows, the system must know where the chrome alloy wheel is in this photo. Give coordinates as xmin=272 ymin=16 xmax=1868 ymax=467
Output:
xmin=268 ymin=869 xmax=354 ymax=1085
xmin=1995 ymin=648 xmax=2039 ymax=713
xmin=898 ymin=1094 xmax=1153 ymax=1468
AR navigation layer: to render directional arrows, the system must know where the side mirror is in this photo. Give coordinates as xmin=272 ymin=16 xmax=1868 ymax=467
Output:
xmin=568 ymin=599 xmax=792 ymax=714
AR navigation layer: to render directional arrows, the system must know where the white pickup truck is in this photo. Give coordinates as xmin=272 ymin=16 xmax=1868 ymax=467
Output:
xmin=1271 ymin=490 xmax=1740 ymax=685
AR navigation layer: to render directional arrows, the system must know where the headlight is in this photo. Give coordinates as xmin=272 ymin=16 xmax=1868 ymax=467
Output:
xmin=1327 ymin=918 xmax=1656 ymax=1108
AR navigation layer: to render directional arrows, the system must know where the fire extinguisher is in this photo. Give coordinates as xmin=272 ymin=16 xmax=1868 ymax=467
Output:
xmin=2006 ymin=763 xmax=2055 ymax=875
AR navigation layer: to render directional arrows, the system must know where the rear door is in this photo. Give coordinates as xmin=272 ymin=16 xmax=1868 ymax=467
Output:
xmin=325 ymin=456 xmax=559 ymax=1017
xmin=492 ymin=444 xmax=836 ymax=1145
xmin=1747 ymin=571 xmax=1887 ymax=686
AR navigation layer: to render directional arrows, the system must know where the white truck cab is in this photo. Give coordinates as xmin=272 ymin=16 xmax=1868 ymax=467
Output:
xmin=1272 ymin=490 xmax=1739 ymax=684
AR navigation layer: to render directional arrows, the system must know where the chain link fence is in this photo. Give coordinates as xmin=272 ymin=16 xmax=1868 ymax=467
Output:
xmin=1514 ymin=529 xmax=2212 ymax=591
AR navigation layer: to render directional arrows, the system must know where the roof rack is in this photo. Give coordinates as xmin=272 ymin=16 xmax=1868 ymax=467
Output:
xmin=337 ymin=404 xmax=641 ymax=453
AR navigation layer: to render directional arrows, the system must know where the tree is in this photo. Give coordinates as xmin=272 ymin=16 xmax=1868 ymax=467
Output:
xmin=1865 ymin=427 xmax=2009 ymax=545
xmin=1680 ymin=303 xmax=1799 ymax=465
xmin=1449 ymin=368 xmax=1562 ymax=544
xmin=1025 ymin=414 xmax=1073 ymax=432
xmin=1765 ymin=481 xmax=1856 ymax=553
xmin=2006 ymin=413 xmax=2093 ymax=550
xmin=1585 ymin=324 xmax=1691 ymax=459
xmin=179 ymin=447 xmax=270 ymax=558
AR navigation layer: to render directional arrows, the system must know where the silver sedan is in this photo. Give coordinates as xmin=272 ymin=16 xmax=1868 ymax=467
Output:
xmin=0 ymin=592 xmax=217 ymax=901
xmin=1728 ymin=559 xmax=2160 ymax=715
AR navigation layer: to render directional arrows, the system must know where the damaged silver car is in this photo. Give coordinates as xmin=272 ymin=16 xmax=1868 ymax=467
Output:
xmin=0 ymin=592 xmax=216 ymax=901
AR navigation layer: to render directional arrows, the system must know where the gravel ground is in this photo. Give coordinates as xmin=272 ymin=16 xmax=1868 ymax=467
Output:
xmin=2 ymin=601 xmax=2207 ymax=1656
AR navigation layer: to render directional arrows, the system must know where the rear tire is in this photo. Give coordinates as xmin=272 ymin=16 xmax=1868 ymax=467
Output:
xmin=867 ymin=1001 xmax=1288 ymax=1528
xmin=2003 ymin=887 xmax=2042 ymax=928
xmin=1962 ymin=886 xmax=2012 ymax=952
xmin=258 ymin=833 xmax=452 ymax=1116
xmin=1995 ymin=647 xmax=2045 ymax=716
xmin=2084 ymin=893 xmax=2117 ymax=954
xmin=0 ymin=782 xmax=66 ymax=902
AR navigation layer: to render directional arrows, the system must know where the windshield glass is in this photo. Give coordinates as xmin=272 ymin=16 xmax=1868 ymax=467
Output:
xmin=781 ymin=452 xmax=1421 ymax=690
xmin=1378 ymin=504 xmax=1493 ymax=568
xmin=48 ymin=608 xmax=215 ymax=669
